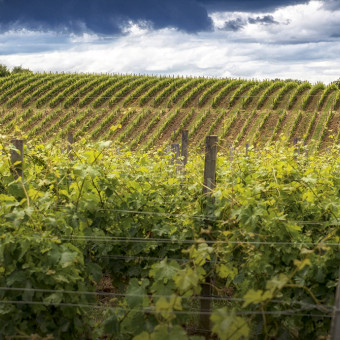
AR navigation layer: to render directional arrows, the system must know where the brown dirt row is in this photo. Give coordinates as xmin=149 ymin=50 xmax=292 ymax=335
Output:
xmin=289 ymin=88 xmax=310 ymax=111
xmin=320 ymin=112 xmax=340 ymax=150
xmin=90 ymin=109 xmax=126 ymax=140
xmin=42 ymin=109 xmax=79 ymax=140
xmin=189 ymin=111 xmax=220 ymax=147
xmin=57 ymin=109 xmax=97 ymax=140
xmin=228 ymin=84 xmax=257 ymax=111
xmin=171 ymin=109 xmax=202 ymax=144
xmin=247 ymin=112 xmax=266 ymax=145
xmin=319 ymin=89 xmax=337 ymax=111
xmin=157 ymin=108 xmax=193 ymax=145
xmin=19 ymin=109 xmax=52 ymax=133
xmin=272 ymin=111 xmax=294 ymax=142
xmin=118 ymin=82 xmax=161 ymax=109
xmin=210 ymin=110 xmax=229 ymax=136
xmin=224 ymin=113 xmax=247 ymax=147
xmin=213 ymin=110 xmax=234 ymax=137
xmin=215 ymin=85 xmax=243 ymax=109
xmin=236 ymin=111 xmax=260 ymax=147
xmin=134 ymin=110 xmax=169 ymax=150
xmin=31 ymin=110 xmax=64 ymax=137
xmin=304 ymin=89 xmax=324 ymax=112
xmin=257 ymin=111 xmax=280 ymax=144
xmin=276 ymin=88 xmax=297 ymax=111
xmin=194 ymin=82 xmax=224 ymax=108
xmin=304 ymin=112 xmax=323 ymax=145
xmin=242 ymin=85 xmax=271 ymax=111
xmin=258 ymin=86 xmax=286 ymax=111
xmin=289 ymin=111 xmax=312 ymax=143
xmin=125 ymin=109 xmax=164 ymax=145
xmin=119 ymin=109 xmax=148 ymax=143
xmin=88 ymin=109 xmax=120 ymax=140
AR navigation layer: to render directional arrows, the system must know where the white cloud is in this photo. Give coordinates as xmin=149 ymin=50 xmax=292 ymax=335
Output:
xmin=1 ymin=1 xmax=340 ymax=83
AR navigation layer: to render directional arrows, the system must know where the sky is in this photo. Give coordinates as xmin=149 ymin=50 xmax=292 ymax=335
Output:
xmin=0 ymin=0 xmax=339 ymax=83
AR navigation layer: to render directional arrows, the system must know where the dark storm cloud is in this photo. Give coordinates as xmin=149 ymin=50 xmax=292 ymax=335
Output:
xmin=220 ymin=18 xmax=245 ymax=31
xmin=197 ymin=0 xmax=309 ymax=12
xmin=322 ymin=0 xmax=340 ymax=10
xmin=0 ymin=0 xmax=212 ymax=34
xmin=220 ymin=14 xmax=279 ymax=32
xmin=248 ymin=15 xmax=279 ymax=25
xmin=0 ymin=0 xmax=309 ymax=35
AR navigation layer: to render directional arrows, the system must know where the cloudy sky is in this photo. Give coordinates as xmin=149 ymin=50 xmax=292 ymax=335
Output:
xmin=0 ymin=0 xmax=340 ymax=83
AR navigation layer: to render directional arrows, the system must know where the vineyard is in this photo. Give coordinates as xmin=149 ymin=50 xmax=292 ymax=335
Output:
xmin=0 ymin=70 xmax=340 ymax=339
xmin=0 ymin=72 xmax=339 ymax=150
xmin=0 ymin=136 xmax=340 ymax=339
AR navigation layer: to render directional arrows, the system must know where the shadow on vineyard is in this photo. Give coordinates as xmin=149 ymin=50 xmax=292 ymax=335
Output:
xmin=0 ymin=133 xmax=339 ymax=339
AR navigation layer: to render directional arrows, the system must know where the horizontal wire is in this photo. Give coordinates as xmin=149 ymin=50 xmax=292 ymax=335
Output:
xmin=50 ymin=208 xmax=215 ymax=221
xmin=0 ymin=286 xmax=233 ymax=301
xmin=46 ymin=207 xmax=337 ymax=226
xmin=185 ymin=327 xmax=211 ymax=334
xmin=0 ymin=287 xmax=332 ymax=311
xmin=0 ymin=300 xmax=332 ymax=318
xmin=98 ymin=254 xmax=221 ymax=263
xmin=96 ymin=208 xmax=212 ymax=220
xmin=5 ymin=234 xmax=340 ymax=247
xmin=98 ymin=254 xmax=227 ymax=264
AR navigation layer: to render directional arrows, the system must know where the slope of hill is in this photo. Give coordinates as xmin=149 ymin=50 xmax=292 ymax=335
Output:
xmin=0 ymin=72 xmax=339 ymax=150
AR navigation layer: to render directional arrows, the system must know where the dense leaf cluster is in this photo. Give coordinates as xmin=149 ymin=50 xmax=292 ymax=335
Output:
xmin=0 ymin=139 xmax=339 ymax=339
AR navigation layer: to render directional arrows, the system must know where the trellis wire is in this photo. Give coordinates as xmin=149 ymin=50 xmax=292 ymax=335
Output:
xmin=0 ymin=300 xmax=332 ymax=318
xmin=7 ymin=234 xmax=340 ymax=247
xmin=0 ymin=287 xmax=333 ymax=312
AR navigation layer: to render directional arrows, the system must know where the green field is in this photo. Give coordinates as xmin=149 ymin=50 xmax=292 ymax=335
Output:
xmin=0 ymin=72 xmax=339 ymax=151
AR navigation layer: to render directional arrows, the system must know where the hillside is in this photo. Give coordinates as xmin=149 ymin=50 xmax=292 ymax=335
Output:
xmin=0 ymin=72 xmax=339 ymax=151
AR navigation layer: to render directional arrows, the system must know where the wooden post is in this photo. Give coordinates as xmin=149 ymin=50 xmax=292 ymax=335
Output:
xmin=10 ymin=139 xmax=24 ymax=179
xmin=200 ymin=135 xmax=218 ymax=333
xmin=330 ymin=271 xmax=340 ymax=340
xmin=67 ymin=132 xmax=74 ymax=161
xmin=202 ymin=136 xmax=217 ymax=197
xmin=246 ymin=143 xmax=249 ymax=157
xmin=181 ymin=130 xmax=188 ymax=167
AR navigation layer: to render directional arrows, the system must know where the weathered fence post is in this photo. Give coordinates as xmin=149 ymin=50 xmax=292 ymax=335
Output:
xmin=180 ymin=130 xmax=189 ymax=179
xmin=330 ymin=271 xmax=340 ymax=340
xmin=10 ymin=139 xmax=24 ymax=179
xmin=67 ymin=132 xmax=74 ymax=161
xmin=200 ymin=135 xmax=218 ymax=333
xmin=181 ymin=130 xmax=188 ymax=167
xmin=202 ymin=136 xmax=217 ymax=199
